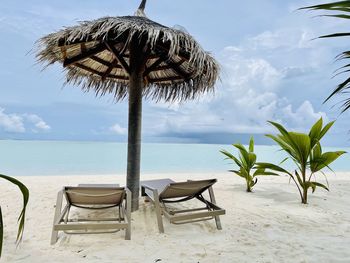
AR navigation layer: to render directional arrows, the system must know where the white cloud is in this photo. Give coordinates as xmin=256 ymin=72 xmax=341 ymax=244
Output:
xmin=35 ymin=121 xmax=51 ymax=131
xmin=0 ymin=108 xmax=50 ymax=133
xmin=279 ymin=100 xmax=327 ymax=130
xmin=221 ymin=49 xmax=283 ymax=92
xmin=145 ymin=41 xmax=327 ymax=137
xmin=24 ymin=114 xmax=51 ymax=131
xmin=0 ymin=108 xmax=25 ymax=133
xmin=109 ymin=123 xmax=127 ymax=135
xmin=245 ymin=29 xmax=315 ymax=51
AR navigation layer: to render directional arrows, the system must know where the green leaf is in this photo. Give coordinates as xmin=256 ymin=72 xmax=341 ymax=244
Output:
xmin=294 ymin=170 xmax=304 ymax=188
xmin=265 ymin=134 xmax=296 ymax=159
xmin=249 ymin=136 xmax=254 ymax=153
xmin=0 ymin=174 xmax=29 ymax=247
xmin=300 ymin=1 xmax=350 ymax=11
xmin=256 ymin=162 xmax=292 ymax=176
xmin=250 ymin=178 xmax=258 ymax=187
xmin=311 ymin=151 xmax=347 ymax=172
xmin=229 ymin=170 xmax=245 ymax=178
xmin=303 ymin=181 xmax=316 ymax=193
xmin=267 ymin=121 xmax=289 ymax=136
xmin=324 ymin=76 xmax=350 ymax=103
xmin=300 ymin=1 xmax=350 ymax=113
xmin=0 ymin=207 xmax=3 ymax=258
xmin=267 ymin=121 xmax=296 ymax=149
xmin=309 ymin=118 xmax=323 ymax=147
xmin=307 ymin=181 xmax=330 ymax=192
xmin=313 ymin=181 xmax=330 ymax=191
xmin=279 ymin=157 xmax=289 ymax=165
xmin=287 ymin=132 xmax=311 ymax=166
xmin=253 ymin=169 xmax=280 ymax=176
xmin=248 ymin=152 xmax=257 ymax=168
xmin=322 ymin=14 xmax=350 ymax=19
xmin=313 ymin=142 xmax=322 ymax=158
xmin=220 ymin=150 xmax=242 ymax=168
xmin=233 ymin=143 xmax=249 ymax=160
xmin=319 ymin=32 xmax=350 ymax=38
xmin=320 ymin=121 xmax=335 ymax=139
xmin=233 ymin=143 xmax=252 ymax=170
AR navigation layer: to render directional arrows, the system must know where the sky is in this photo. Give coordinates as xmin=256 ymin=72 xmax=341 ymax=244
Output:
xmin=0 ymin=0 xmax=349 ymax=146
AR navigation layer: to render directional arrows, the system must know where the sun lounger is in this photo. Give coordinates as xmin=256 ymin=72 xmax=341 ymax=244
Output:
xmin=141 ymin=178 xmax=225 ymax=233
xmin=51 ymin=186 xmax=131 ymax=244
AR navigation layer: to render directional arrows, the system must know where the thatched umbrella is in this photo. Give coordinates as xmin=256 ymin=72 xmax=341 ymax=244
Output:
xmin=36 ymin=0 xmax=219 ymax=211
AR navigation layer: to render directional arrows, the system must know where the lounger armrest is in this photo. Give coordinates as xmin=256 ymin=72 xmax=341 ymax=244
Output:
xmin=141 ymin=184 xmax=160 ymax=201
xmin=141 ymin=184 xmax=158 ymax=191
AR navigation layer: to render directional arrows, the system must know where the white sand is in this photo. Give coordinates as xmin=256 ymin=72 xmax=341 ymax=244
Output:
xmin=1 ymin=172 xmax=350 ymax=263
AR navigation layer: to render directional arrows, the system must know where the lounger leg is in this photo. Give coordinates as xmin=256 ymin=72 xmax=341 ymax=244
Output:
xmin=125 ymin=188 xmax=132 ymax=240
xmin=64 ymin=205 xmax=71 ymax=224
xmin=153 ymin=190 xmax=164 ymax=233
xmin=51 ymin=190 xmax=64 ymax=245
xmin=208 ymin=187 xmax=222 ymax=230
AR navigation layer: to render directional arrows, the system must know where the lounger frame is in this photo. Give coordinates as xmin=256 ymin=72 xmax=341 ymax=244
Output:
xmin=141 ymin=179 xmax=225 ymax=233
xmin=51 ymin=187 xmax=131 ymax=244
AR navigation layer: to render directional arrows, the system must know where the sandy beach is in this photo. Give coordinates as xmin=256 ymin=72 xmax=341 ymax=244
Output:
xmin=0 ymin=172 xmax=349 ymax=263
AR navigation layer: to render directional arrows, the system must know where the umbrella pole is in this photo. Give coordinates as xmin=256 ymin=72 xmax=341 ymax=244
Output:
xmin=127 ymin=40 xmax=146 ymax=212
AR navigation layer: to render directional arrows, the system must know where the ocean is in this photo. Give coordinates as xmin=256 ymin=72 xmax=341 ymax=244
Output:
xmin=0 ymin=140 xmax=349 ymax=176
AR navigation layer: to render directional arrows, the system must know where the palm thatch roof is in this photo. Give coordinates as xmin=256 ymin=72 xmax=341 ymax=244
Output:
xmin=36 ymin=8 xmax=219 ymax=102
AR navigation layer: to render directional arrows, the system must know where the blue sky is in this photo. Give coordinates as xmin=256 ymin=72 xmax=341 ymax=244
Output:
xmin=0 ymin=0 xmax=349 ymax=146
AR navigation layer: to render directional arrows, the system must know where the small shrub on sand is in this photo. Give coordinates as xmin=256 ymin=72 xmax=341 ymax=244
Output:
xmin=221 ymin=137 xmax=278 ymax=192
xmin=257 ymin=118 xmax=346 ymax=204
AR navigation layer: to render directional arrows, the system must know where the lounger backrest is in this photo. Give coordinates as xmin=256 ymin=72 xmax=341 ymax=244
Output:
xmin=159 ymin=179 xmax=217 ymax=199
xmin=65 ymin=187 xmax=125 ymax=205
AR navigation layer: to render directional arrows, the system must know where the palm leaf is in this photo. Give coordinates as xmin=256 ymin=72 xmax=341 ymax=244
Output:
xmin=294 ymin=170 xmax=304 ymax=188
xmin=0 ymin=207 xmax=3 ymax=258
xmin=312 ymin=181 xmax=330 ymax=191
xmin=301 ymin=1 xmax=350 ymax=112
xmin=320 ymin=121 xmax=335 ymax=139
xmin=319 ymin=32 xmax=350 ymax=38
xmin=256 ymin=162 xmax=293 ymax=176
xmin=279 ymin=157 xmax=290 ymax=165
xmin=233 ymin=143 xmax=250 ymax=169
xmin=267 ymin=121 xmax=291 ymax=138
xmin=228 ymin=170 xmax=246 ymax=178
xmin=306 ymin=181 xmax=330 ymax=193
xmin=287 ymin=132 xmax=311 ymax=166
xmin=253 ymin=168 xmax=279 ymax=176
xmin=326 ymin=77 xmax=350 ymax=102
xmin=265 ymin=134 xmax=296 ymax=159
xmin=310 ymin=151 xmax=346 ymax=172
xmin=233 ymin=143 xmax=250 ymax=160
xmin=309 ymin=118 xmax=323 ymax=147
xmin=248 ymin=152 xmax=257 ymax=168
xmin=300 ymin=1 xmax=350 ymax=11
xmin=249 ymin=136 xmax=254 ymax=152
xmin=322 ymin=14 xmax=350 ymax=19
xmin=0 ymin=174 xmax=29 ymax=249
xmin=220 ymin=150 xmax=242 ymax=168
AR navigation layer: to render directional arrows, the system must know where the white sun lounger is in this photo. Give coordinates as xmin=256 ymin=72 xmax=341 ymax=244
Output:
xmin=51 ymin=186 xmax=131 ymax=244
xmin=141 ymin=178 xmax=225 ymax=233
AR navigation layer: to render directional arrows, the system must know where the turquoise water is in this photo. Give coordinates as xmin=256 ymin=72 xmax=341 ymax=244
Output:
xmin=0 ymin=140 xmax=348 ymax=176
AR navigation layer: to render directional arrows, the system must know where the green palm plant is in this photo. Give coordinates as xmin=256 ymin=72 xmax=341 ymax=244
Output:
xmin=220 ymin=137 xmax=277 ymax=192
xmin=257 ymin=118 xmax=346 ymax=204
xmin=0 ymin=174 xmax=29 ymax=258
xmin=301 ymin=1 xmax=350 ymax=112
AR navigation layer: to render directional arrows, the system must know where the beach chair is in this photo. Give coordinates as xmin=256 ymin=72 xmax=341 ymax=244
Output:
xmin=50 ymin=186 xmax=131 ymax=244
xmin=141 ymin=178 xmax=225 ymax=233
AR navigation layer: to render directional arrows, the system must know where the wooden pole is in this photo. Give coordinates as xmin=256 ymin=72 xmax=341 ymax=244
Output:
xmin=126 ymin=39 xmax=146 ymax=212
